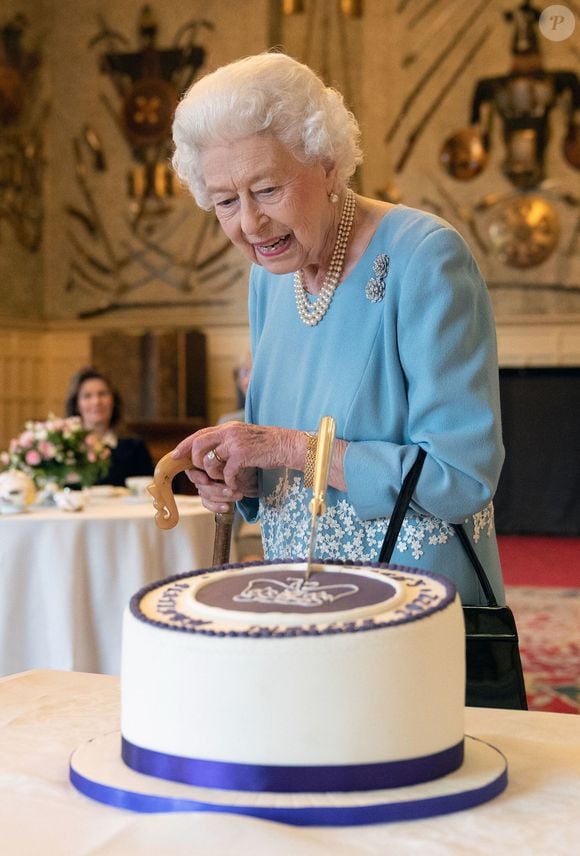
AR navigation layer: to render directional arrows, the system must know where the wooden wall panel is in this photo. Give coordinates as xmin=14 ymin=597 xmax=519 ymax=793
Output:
xmin=1 ymin=319 xmax=577 ymax=454
xmin=203 ymin=327 xmax=252 ymax=424
xmin=0 ymin=324 xmax=251 ymax=449
xmin=0 ymin=329 xmax=91 ymax=449
xmin=0 ymin=331 xmax=44 ymax=448
xmin=40 ymin=331 xmax=92 ymax=418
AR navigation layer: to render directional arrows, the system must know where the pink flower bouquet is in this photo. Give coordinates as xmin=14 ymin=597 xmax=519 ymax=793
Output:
xmin=0 ymin=415 xmax=111 ymax=488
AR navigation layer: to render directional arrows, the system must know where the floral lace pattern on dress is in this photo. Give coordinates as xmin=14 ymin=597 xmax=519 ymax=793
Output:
xmin=260 ymin=473 xmax=495 ymax=563
xmin=471 ymin=503 xmax=495 ymax=542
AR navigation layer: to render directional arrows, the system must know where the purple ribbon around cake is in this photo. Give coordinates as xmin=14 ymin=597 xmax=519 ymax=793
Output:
xmin=121 ymin=737 xmax=465 ymax=793
xmin=69 ymin=736 xmax=509 ymax=826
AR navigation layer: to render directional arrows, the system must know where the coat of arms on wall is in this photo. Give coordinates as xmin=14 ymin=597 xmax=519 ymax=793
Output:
xmin=0 ymin=14 xmax=46 ymax=252
xmin=65 ymin=5 xmax=245 ymax=320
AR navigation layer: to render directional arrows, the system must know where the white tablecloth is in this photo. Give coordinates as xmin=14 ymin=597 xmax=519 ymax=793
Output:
xmin=0 ymin=670 xmax=578 ymax=856
xmin=0 ymin=496 xmax=216 ymax=676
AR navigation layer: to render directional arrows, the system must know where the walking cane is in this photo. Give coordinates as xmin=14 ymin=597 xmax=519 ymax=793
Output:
xmin=148 ymin=453 xmax=234 ymax=566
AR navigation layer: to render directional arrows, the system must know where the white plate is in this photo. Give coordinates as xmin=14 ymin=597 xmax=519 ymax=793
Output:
xmin=86 ymin=485 xmax=117 ymax=498
xmin=122 ymin=494 xmax=153 ymax=505
xmin=87 ymin=486 xmax=129 ymax=499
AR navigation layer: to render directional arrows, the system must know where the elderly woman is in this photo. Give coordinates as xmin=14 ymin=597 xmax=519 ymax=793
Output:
xmin=171 ymin=52 xmax=505 ymax=605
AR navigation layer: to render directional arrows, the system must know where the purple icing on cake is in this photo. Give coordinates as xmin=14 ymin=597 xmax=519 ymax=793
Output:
xmin=196 ymin=570 xmax=398 ymax=613
xmin=130 ymin=560 xmax=457 ymax=639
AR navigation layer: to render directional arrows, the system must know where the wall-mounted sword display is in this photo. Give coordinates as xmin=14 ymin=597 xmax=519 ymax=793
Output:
xmin=395 ymin=25 xmax=492 ymax=173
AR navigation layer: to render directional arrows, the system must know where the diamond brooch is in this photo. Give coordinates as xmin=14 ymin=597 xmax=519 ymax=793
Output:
xmin=365 ymin=253 xmax=389 ymax=303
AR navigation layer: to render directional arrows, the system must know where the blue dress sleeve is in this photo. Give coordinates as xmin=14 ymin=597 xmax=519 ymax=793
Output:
xmin=343 ymin=226 xmax=504 ymax=523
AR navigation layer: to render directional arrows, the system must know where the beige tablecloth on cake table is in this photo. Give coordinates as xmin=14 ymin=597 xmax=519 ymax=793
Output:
xmin=0 ymin=670 xmax=578 ymax=856
xmin=0 ymin=496 xmax=216 ymax=677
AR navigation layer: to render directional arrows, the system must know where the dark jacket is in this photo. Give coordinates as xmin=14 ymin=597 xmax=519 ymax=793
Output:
xmin=98 ymin=436 xmax=154 ymax=487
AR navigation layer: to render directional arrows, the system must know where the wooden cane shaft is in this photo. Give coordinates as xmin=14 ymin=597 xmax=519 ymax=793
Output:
xmin=212 ymin=509 xmax=235 ymax=566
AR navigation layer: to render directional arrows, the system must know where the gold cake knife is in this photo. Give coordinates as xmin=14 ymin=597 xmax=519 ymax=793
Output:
xmin=305 ymin=415 xmax=336 ymax=580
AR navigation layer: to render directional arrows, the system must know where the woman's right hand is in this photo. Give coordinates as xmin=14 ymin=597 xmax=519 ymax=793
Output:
xmin=171 ymin=420 xmax=347 ymax=510
xmin=184 ymin=461 xmax=258 ymax=514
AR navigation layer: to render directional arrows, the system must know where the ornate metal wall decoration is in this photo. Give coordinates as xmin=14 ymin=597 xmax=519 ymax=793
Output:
xmin=441 ymin=1 xmax=579 ymax=190
xmin=65 ymin=5 xmax=242 ymax=319
xmin=437 ymin=1 xmax=578 ymax=269
xmin=0 ymin=14 xmax=46 ymax=252
xmin=487 ymin=195 xmax=561 ymax=269
xmin=384 ymin=0 xmax=579 ymax=285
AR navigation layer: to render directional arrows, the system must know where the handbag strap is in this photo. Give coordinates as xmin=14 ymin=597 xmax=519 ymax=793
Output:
xmin=451 ymin=523 xmax=498 ymax=607
xmin=379 ymin=447 xmax=426 ymax=563
xmin=378 ymin=447 xmax=499 ymax=608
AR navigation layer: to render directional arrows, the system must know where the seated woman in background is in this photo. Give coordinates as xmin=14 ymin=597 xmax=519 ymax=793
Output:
xmin=65 ymin=367 xmax=153 ymax=487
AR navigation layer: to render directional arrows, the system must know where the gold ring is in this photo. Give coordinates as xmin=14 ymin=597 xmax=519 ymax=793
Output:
xmin=207 ymin=448 xmax=225 ymax=464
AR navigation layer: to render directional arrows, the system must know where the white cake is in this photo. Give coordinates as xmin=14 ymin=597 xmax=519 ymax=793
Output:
xmin=70 ymin=559 xmax=509 ymax=822
xmin=120 ymin=560 xmax=466 ymax=793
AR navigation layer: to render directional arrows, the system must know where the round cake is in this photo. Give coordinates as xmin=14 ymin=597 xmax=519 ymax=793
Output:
xmin=120 ymin=560 xmax=466 ymax=792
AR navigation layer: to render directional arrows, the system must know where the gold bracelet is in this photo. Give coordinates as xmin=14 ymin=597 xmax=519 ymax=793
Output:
xmin=303 ymin=432 xmax=318 ymax=488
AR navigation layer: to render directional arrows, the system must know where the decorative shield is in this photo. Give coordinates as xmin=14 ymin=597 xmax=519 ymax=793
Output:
xmin=122 ymin=76 xmax=177 ymax=146
xmin=440 ymin=129 xmax=488 ymax=181
xmin=0 ymin=61 xmax=24 ymax=125
xmin=487 ymin=195 xmax=560 ymax=268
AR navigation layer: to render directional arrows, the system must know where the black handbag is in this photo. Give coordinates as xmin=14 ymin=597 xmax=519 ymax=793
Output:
xmin=379 ymin=448 xmax=528 ymax=711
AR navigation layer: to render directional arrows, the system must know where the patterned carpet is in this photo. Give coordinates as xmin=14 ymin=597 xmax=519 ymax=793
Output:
xmin=506 ymin=585 xmax=580 ymax=714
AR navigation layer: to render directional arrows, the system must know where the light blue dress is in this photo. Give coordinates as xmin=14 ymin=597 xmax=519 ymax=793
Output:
xmin=239 ymin=205 xmax=506 ymax=605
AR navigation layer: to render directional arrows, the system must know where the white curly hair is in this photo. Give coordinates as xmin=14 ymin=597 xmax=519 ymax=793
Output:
xmin=172 ymin=52 xmax=363 ymax=210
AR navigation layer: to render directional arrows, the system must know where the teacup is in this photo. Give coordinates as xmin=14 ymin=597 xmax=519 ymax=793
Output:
xmin=54 ymin=489 xmax=85 ymax=512
xmin=125 ymin=476 xmax=153 ymax=499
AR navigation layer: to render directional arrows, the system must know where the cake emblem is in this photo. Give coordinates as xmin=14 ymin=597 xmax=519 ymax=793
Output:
xmin=233 ymin=576 xmax=358 ymax=608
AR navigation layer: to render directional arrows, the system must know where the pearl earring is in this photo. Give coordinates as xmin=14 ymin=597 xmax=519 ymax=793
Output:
xmin=329 ymin=192 xmax=339 ymax=204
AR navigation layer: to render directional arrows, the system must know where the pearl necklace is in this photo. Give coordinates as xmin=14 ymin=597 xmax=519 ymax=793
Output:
xmin=294 ymin=189 xmax=356 ymax=327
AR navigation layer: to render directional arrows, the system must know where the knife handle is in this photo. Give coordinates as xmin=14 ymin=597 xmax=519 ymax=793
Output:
xmin=309 ymin=415 xmax=336 ymax=518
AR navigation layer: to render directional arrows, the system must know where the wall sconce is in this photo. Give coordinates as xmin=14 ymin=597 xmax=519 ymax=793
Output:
xmin=282 ymin=0 xmax=305 ymax=14
xmin=282 ymin=1 xmax=363 ymax=17
xmin=340 ymin=0 xmax=363 ymax=17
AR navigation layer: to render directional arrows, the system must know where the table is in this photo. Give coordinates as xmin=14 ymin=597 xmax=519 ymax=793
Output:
xmin=0 ymin=495 xmax=216 ymax=677
xmin=0 ymin=670 xmax=578 ymax=855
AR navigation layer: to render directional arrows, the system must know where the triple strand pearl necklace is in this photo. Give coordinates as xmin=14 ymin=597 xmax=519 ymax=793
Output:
xmin=294 ymin=188 xmax=357 ymax=327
